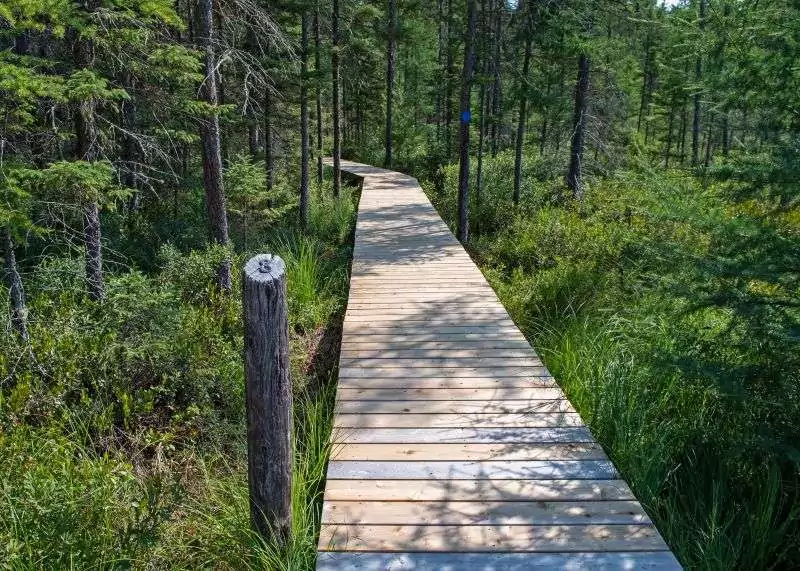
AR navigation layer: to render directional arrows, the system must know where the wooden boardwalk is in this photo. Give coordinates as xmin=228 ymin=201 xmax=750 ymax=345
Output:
xmin=317 ymin=161 xmax=681 ymax=570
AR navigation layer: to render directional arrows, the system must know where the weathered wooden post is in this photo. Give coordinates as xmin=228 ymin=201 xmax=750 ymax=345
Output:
xmin=243 ymin=253 xmax=292 ymax=543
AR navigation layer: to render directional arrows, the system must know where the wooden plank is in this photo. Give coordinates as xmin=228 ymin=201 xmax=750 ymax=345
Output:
xmin=335 ymin=387 xmax=566 ymax=400
xmin=339 ymin=367 xmax=550 ymax=378
xmin=316 ymin=552 xmax=682 ymax=570
xmin=331 ymin=443 xmax=604 ymax=461
xmin=340 ymin=349 xmax=534 ymax=359
xmin=341 ymin=333 xmax=531 ymax=343
xmin=321 ymin=478 xmax=635 ymax=502
xmin=322 ymin=500 xmax=650 ymax=525
xmin=331 ymin=427 xmax=595 ymax=444
xmin=339 ymin=357 xmax=544 ymax=369
xmin=342 ymin=325 xmax=523 ymax=334
xmin=318 ymin=523 xmax=669 ymax=552
xmin=325 ymin=460 xmax=617 ymax=480
xmin=337 ymin=377 xmax=558 ymax=389
xmin=340 ymin=339 xmax=534 ymax=350
xmin=333 ymin=413 xmax=584 ymax=429
xmin=334 ymin=400 xmax=573 ymax=415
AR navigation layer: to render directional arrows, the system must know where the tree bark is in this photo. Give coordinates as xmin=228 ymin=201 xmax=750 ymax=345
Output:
xmin=248 ymin=114 xmax=260 ymax=159
xmin=332 ymin=0 xmax=342 ymax=197
xmin=72 ymin=9 xmax=105 ymax=301
xmin=566 ymin=54 xmax=590 ymax=201
xmin=445 ymin=0 xmax=454 ymax=158
xmin=198 ymin=0 xmax=232 ymax=291
xmin=692 ymin=0 xmax=706 ymax=167
xmin=4 ymin=229 xmax=29 ymax=341
xmin=513 ymin=3 xmax=534 ymax=205
xmin=120 ymin=71 xmax=139 ymax=210
xmin=665 ymin=104 xmax=675 ymax=168
xmin=722 ymin=111 xmax=730 ymax=157
xmin=457 ymin=0 xmax=477 ymax=243
xmin=264 ymin=88 xmax=275 ymax=192
xmin=243 ymin=254 xmax=292 ymax=544
xmin=490 ymin=0 xmax=502 ymax=157
xmin=314 ymin=9 xmax=324 ymax=186
xmin=384 ymin=0 xmax=397 ymax=168
xmin=475 ymin=0 xmax=490 ymax=222
xmin=300 ymin=11 xmax=310 ymax=228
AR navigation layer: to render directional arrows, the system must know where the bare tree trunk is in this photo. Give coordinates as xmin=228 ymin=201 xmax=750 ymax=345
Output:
xmin=445 ymin=0 xmax=454 ymax=159
xmin=332 ymin=0 xmax=342 ymax=197
xmin=679 ymin=99 xmax=687 ymax=164
xmin=692 ymin=0 xmax=706 ymax=167
xmin=436 ymin=0 xmax=446 ymax=140
xmin=722 ymin=111 xmax=730 ymax=157
xmin=665 ymin=104 xmax=675 ymax=168
xmin=198 ymin=0 xmax=231 ymax=290
xmin=457 ymin=0 xmax=477 ymax=242
xmin=475 ymin=0 xmax=490 ymax=225
xmin=539 ymin=80 xmax=550 ymax=154
xmin=120 ymin=72 xmax=139 ymax=210
xmin=384 ymin=0 xmax=396 ymax=168
xmin=490 ymin=0 xmax=502 ymax=157
xmin=264 ymin=88 xmax=275 ymax=192
xmin=300 ymin=11 xmax=311 ymax=228
xmin=4 ymin=229 xmax=29 ymax=341
xmin=248 ymin=113 xmax=260 ymax=159
xmin=566 ymin=54 xmax=590 ymax=201
xmin=73 ymin=10 xmax=105 ymax=301
xmin=704 ymin=120 xmax=713 ymax=169
xmin=513 ymin=3 xmax=533 ymax=206
xmin=314 ymin=9 xmax=324 ymax=186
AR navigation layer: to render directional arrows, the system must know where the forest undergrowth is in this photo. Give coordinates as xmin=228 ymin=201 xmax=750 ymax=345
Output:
xmin=0 ymin=176 xmax=357 ymax=569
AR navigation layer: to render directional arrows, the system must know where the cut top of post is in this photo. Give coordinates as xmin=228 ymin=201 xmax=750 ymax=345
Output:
xmin=244 ymin=253 xmax=286 ymax=283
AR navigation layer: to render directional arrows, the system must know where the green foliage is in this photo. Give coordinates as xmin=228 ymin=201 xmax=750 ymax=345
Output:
xmin=29 ymin=160 xmax=131 ymax=205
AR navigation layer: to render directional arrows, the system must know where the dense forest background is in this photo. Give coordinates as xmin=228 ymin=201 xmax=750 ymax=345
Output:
xmin=1 ymin=0 xmax=798 ymax=568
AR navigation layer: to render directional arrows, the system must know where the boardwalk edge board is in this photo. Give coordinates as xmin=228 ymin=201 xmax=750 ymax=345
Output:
xmin=317 ymin=161 xmax=680 ymax=569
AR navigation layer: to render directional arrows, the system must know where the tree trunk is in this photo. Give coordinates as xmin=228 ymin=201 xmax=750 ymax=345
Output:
xmin=490 ymin=0 xmax=502 ymax=157
xmin=73 ymin=11 xmax=105 ymax=301
xmin=198 ymin=0 xmax=232 ymax=291
xmin=679 ymin=99 xmax=687 ymax=164
xmin=722 ymin=111 xmax=730 ymax=157
xmin=513 ymin=4 xmax=533 ymax=205
xmin=475 ymin=0 xmax=490 ymax=224
xmin=120 ymin=71 xmax=139 ymax=210
xmin=332 ymin=0 xmax=342 ymax=197
xmin=444 ymin=0 xmax=454 ymax=159
xmin=264 ymin=88 xmax=275 ymax=192
xmin=385 ymin=0 xmax=397 ymax=168
xmin=4 ymin=229 xmax=29 ymax=341
xmin=457 ymin=0 xmax=477 ymax=242
xmin=314 ymin=9 xmax=324 ymax=186
xmin=566 ymin=54 xmax=590 ymax=201
xmin=692 ymin=0 xmax=706 ymax=167
xmin=300 ymin=12 xmax=310 ymax=228
xmin=248 ymin=114 xmax=260 ymax=159
xmin=665 ymin=104 xmax=675 ymax=168
xmin=436 ymin=0 xmax=446 ymax=139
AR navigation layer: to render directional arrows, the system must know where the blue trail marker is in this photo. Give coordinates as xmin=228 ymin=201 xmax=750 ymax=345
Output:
xmin=461 ymin=110 xmax=471 ymax=123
